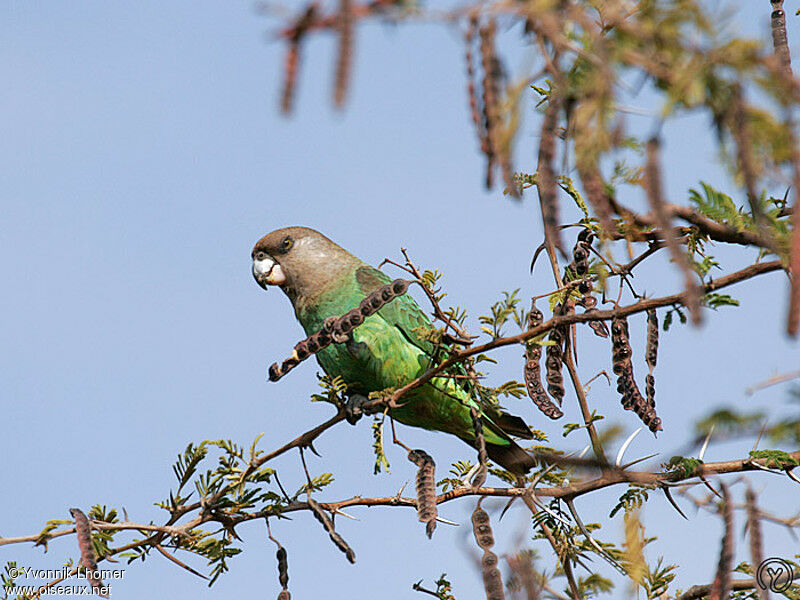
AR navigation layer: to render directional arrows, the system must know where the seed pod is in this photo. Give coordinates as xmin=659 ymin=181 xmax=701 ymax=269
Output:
xmin=577 ymin=229 xmax=595 ymax=244
xmin=585 ymin=312 xmax=608 ymax=338
xmin=369 ymin=293 xmax=383 ymax=310
xmin=745 ymin=487 xmax=766 ymax=600
xmin=276 ymin=547 xmax=289 ymax=590
xmin=645 ymin=309 xmax=658 ymax=371
xmin=472 ymin=505 xmax=505 ymax=600
xmin=471 ymin=507 xmax=495 ymax=549
xmin=294 ymin=341 xmax=309 ymax=361
xmin=580 ymin=295 xmax=597 ymax=310
xmin=577 ymin=280 xmax=592 ymax=294
xmin=709 ymin=483 xmax=734 ymax=600
xmin=610 ymin=316 xmax=662 ymax=434
xmin=306 ymin=498 xmax=356 ymax=563
xmin=408 ymin=450 xmax=437 ymax=538
xmin=524 ymin=311 xmax=562 ymax=418
xmin=392 ymin=279 xmax=410 ymax=295
xmin=268 ymin=363 xmax=283 ymax=382
xmin=524 ymin=303 xmax=562 ymax=417
xmin=332 ymin=0 xmax=353 ymax=109
xmin=478 ymin=20 xmax=498 ymax=189
xmin=645 ymin=373 xmax=655 ymax=409
xmin=576 ymin=158 xmax=615 ymax=235
xmin=545 ymin=315 xmax=566 ymax=404
xmin=69 ymin=508 xmax=104 ymax=594
xmin=277 ymin=590 xmax=291 ymax=600
xmin=306 ymin=337 xmax=319 ymax=354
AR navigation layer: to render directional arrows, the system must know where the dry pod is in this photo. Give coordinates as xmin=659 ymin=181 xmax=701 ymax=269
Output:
xmin=69 ymin=508 xmax=105 ymax=596
xmin=545 ymin=308 xmax=567 ymax=405
xmin=408 ymin=449 xmax=438 ymax=538
xmin=472 ymin=504 xmax=505 ymax=600
xmin=276 ymin=547 xmax=289 ymax=590
xmin=307 ymin=498 xmax=356 ymax=563
xmin=268 ymin=279 xmax=411 ymax=381
xmin=610 ymin=316 xmax=662 ymax=434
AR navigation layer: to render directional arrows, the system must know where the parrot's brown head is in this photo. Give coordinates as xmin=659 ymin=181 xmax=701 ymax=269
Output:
xmin=251 ymin=226 xmax=363 ymax=303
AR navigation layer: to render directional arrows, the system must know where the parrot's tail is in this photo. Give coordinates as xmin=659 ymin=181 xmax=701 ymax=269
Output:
xmin=485 ymin=440 xmax=536 ymax=475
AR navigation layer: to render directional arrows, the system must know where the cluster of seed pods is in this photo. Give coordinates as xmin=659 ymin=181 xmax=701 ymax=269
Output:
xmin=268 ymin=279 xmax=411 ymax=381
xmin=306 ymin=498 xmax=356 ymax=564
xmin=471 ymin=505 xmax=505 ymax=600
xmin=69 ymin=508 xmax=105 ymax=595
xmin=523 ymin=302 xmax=563 ymax=419
xmin=275 ymin=546 xmax=290 ymax=600
xmin=408 ymin=449 xmax=438 ymax=538
xmin=611 ymin=316 xmax=662 ymax=433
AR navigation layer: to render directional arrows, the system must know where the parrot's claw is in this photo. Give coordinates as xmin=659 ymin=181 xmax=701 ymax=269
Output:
xmin=345 ymin=394 xmax=369 ymax=425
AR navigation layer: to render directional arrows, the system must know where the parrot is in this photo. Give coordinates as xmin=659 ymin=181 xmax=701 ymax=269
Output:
xmin=251 ymin=226 xmax=536 ymax=474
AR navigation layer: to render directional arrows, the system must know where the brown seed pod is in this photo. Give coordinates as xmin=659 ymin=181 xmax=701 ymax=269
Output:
xmin=306 ymin=498 xmax=356 ymax=563
xmin=585 ymin=312 xmax=608 ymax=338
xmin=465 ymin=15 xmax=489 ymax=166
xmin=478 ymin=20 xmax=498 ymax=189
xmin=268 ymin=363 xmax=283 ymax=382
xmin=392 ymin=279 xmax=410 ymax=295
xmin=610 ymin=316 xmax=662 ymax=434
xmin=576 ymin=158 xmax=614 ymax=235
xmin=294 ymin=341 xmax=309 ymax=361
xmin=471 ymin=507 xmax=495 ymax=549
xmin=537 ymin=91 xmax=563 ymax=251
xmin=770 ymin=0 xmax=792 ymax=75
xmin=523 ymin=303 xmax=562 ymax=418
xmin=545 ymin=316 xmax=566 ymax=404
xmin=279 ymin=4 xmax=318 ymax=115
xmin=332 ymin=0 xmax=353 ymax=109
xmin=69 ymin=508 xmax=104 ymax=595
xmin=268 ymin=279 xmax=411 ymax=381
xmin=472 ymin=505 xmax=505 ymax=600
xmin=709 ymin=483 xmax=734 ymax=600
xmin=276 ymin=546 xmax=289 ymax=590
xmin=645 ymin=309 xmax=658 ymax=371
xmin=408 ymin=449 xmax=437 ymax=538
xmin=277 ymin=590 xmax=291 ymax=600
xmin=645 ymin=374 xmax=656 ymax=410
xmin=745 ymin=487 xmax=767 ymax=600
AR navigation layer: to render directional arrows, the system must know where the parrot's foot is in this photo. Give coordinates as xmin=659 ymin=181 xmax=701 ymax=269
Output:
xmin=323 ymin=316 xmax=351 ymax=344
xmin=344 ymin=394 xmax=370 ymax=425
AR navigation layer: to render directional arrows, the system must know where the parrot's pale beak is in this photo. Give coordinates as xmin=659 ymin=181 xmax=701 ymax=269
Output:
xmin=252 ymin=254 xmax=287 ymax=289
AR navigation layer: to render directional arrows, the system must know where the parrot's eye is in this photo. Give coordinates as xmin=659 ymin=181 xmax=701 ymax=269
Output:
xmin=280 ymin=236 xmax=293 ymax=253
xmin=254 ymin=251 xmax=268 ymax=261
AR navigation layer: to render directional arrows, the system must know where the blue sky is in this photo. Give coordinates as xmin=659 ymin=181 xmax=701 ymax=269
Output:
xmin=2 ymin=2 xmax=799 ymax=599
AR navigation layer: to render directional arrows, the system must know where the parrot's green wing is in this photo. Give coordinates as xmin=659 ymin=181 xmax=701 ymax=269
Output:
xmin=354 ymin=266 xmax=533 ymax=442
xmin=355 ymin=266 xmax=437 ymax=359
